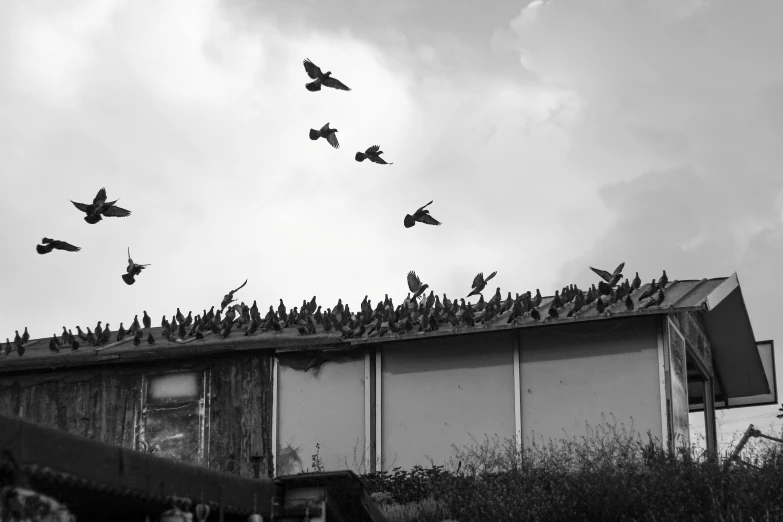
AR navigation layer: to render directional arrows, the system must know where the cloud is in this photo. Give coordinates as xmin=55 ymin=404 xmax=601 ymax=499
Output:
xmin=0 ymin=0 xmax=591 ymax=338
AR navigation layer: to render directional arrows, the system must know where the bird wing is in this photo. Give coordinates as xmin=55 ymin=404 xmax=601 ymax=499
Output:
xmin=303 ymin=59 xmax=321 ymax=79
xmin=320 ymin=122 xmax=330 ymax=132
xmin=366 ymin=144 xmax=380 ymax=155
xmin=418 ymin=214 xmax=441 ymax=226
xmin=472 ymin=273 xmax=485 ymax=289
xmin=485 ymin=271 xmax=497 ymax=282
xmin=71 ymin=200 xmax=91 ymax=213
xmin=52 ymin=240 xmax=81 ymax=252
xmin=416 ymin=201 xmax=433 ymax=214
xmin=612 ymin=262 xmax=625 ymax=278
xmin=103 ymin=205 xmax=131 ymax=218
xmin=369 ymin=155 xmax=389 ymax=165
xmin=589 ymin=266 xmax=613 ymax=283
xmin=407 ymin=271 xmax=421 ymax=293
xmin=232 ymin=279 xmax=248 ymax=293
xmin=93 ymin=188 xmax=107 ymax=206
xmin=326 ymin=132 xmax=340 ymax=149
xmin=322 ymin=76 xmax=351 ymax=91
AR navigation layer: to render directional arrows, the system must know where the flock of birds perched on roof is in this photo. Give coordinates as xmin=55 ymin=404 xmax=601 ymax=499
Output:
xmin=4 ymin=259 xmax=671 ymax=357
xmin=4 ymin=59 xmax=674 ymax=359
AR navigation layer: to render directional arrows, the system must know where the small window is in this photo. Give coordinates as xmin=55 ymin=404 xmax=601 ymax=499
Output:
xmin=138 ymin=371 xmax=210 ymax=466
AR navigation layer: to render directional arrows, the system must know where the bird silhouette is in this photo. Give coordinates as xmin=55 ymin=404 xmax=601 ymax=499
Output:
xmin=407 ymin=271 xmax=429 ymax=301
xmin=590 ymin=263 xmax=625 ymax=287
xmin=404 ymin=201 xmax=441 ymax=228
xmin=303 ymin=58 xmax=351 ymax=92
xmin=222 ymin=279 xmax=248 ymax=310
xmin=36 ymin=238 xmax=80 ymax=255
xmin=122 ymin=248 xmax=150 ymax=285
xmin=309 ymin=122 xmax=340 ymax=149
xmin=355 ymin=145 xmax=392 ymax=165
xmin=467 ymin=272 xmax=497 ymax=298
xmin=71 ymin=188 xmax=131 ymax=224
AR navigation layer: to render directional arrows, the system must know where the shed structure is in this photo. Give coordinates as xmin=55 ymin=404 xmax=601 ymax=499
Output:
xmin=0 ymin=273 xmax=775 ymax=477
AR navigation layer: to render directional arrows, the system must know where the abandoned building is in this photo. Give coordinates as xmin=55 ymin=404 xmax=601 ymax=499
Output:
xmin=0 ymin=273 xmax=776 ymax=479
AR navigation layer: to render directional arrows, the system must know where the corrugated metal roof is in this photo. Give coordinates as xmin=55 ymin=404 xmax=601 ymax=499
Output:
xmin=0 ymin=278 xmax=725 ymax=373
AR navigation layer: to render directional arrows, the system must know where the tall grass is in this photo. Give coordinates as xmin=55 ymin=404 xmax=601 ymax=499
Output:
xmin=350 ymin=415 xmax=783 ymax=522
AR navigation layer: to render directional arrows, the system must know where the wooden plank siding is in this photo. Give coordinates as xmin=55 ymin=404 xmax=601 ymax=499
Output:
xmin=0 ymin=352 xmax=275 ymax=479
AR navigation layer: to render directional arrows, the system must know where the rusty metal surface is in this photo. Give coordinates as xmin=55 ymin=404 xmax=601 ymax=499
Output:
xmin=0 ymin=279 xmax=724 ymax=372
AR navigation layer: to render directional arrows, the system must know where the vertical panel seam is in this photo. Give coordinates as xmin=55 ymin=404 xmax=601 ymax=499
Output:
xmin=271 ymin=357 xmax=278 ymax=478
xmin=375 ymin=347 xmax=382 ymax=472
xmin=514 ymin=330 xmax=522 ymax=450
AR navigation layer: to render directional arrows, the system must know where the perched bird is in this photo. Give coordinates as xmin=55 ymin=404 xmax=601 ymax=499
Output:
xmin=355 ymin=145 xmax=392 ymax=165
xmin=71 ymin=187 xmax=131 ymax=224
xmin=407 ymin=271 xmax=429 ymax=302
xmin=21 ymin=328 xmax=29 ymax=344
xmin=122 ymin=248 xmax=150 ymax=285
xmin=632 ymin=272 xmax=641 ymax=291
xmin=303 ymin=58 xmax=351 ymax=92
xmin=639 ymin=279 xmax=658 ymax=301
xmin=142 ymin=311 xmax=151 ymax=329
xmin=404 ymin=201 xmax=441 ymax=228
xmin=4 ymin=338 xmax=11 ymax=356
xmin=467 ymin=271 xmax=497 ymax=298
xmin=590 ymin=262 xmax=625 ymax=287
xmin=642 ymin=288 xmax=666 ymax=309
xmin=659 ymin=270 xmax=669 ymax=289
xmin=36 ymin=238 xmax=81 ymax=255
xmin=309 ymin=122 xmax=340 ymax=149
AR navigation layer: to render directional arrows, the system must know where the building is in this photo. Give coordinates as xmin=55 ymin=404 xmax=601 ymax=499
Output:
xmin=0 ymin=273 xmax=776 ymax=478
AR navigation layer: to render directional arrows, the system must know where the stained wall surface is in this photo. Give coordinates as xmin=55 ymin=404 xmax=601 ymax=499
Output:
xmin=0 ymin=354 xmax=275 ymax=479
xmin=381 ymin=332 xmax=517 ymax=471
xmin=519 ymin=317 xmax=663 ymax=446
xmin=276 ymin=352 xmax=367 ymax=475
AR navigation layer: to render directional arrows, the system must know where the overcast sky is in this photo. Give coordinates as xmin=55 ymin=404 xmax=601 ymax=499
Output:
xmin=1 ymin=0 xmax=782 ymax=447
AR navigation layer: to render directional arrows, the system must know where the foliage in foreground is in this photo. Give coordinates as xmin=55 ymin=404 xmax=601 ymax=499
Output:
xmin=353 ymin=416 xmax=783 ymax=522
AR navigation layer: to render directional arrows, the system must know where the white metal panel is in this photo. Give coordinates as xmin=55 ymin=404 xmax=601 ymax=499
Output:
xmin=520 ymin=318 xmax=662 ymax=448
xmin=277 ymin=356 xmax=366 ymax=474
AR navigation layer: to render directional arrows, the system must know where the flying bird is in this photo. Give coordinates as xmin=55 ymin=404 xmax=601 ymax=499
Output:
xmin=122 ymin=248 xmax=150 ymax=285
xmin=467 ymin=271 xmax=497 ymax=298
xmin=70 ymin=188 xmax=131 ymax=224
xmin=309 ymin=122 xmax=340 ymax=149
xmin=303 ymin=58 xmax=351 ymax=92
xmin=404 ymin=201 xmax=441 ymax=228
xmin=36 ymin=238 xmax=80 ymax=255
xmin=590 ymin=263 xmax=625 ymax=287
xmin=407 ymin=271 xmax=429 ymax=301
xmin=222 ymin=279 xmax=248 ymax=310
xmin=355 ymin=145 xmax=392 ymax=165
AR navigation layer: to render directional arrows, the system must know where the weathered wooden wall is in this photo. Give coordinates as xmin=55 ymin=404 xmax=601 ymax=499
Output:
xmin=0 ymin=352 xmax=275 ymax=479
xmin=0 ymin=369 xmax=141 ymax=447
xmin=208 ymin=354 xmax=274 ymax=478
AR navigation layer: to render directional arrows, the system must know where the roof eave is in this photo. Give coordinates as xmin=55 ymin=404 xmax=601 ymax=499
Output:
xmin=701 ymin=273 xmax=771 ymax=397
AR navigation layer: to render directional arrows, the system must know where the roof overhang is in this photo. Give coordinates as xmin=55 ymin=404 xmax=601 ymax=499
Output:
xmin=699 ymin=273 xmax=773 ymax=400
xmin=689 ymin=339 xmax=777 ymax=411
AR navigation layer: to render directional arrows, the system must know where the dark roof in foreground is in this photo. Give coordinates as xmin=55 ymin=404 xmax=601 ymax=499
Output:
xmin=0 ymin=277 xmax=724 ymax=373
